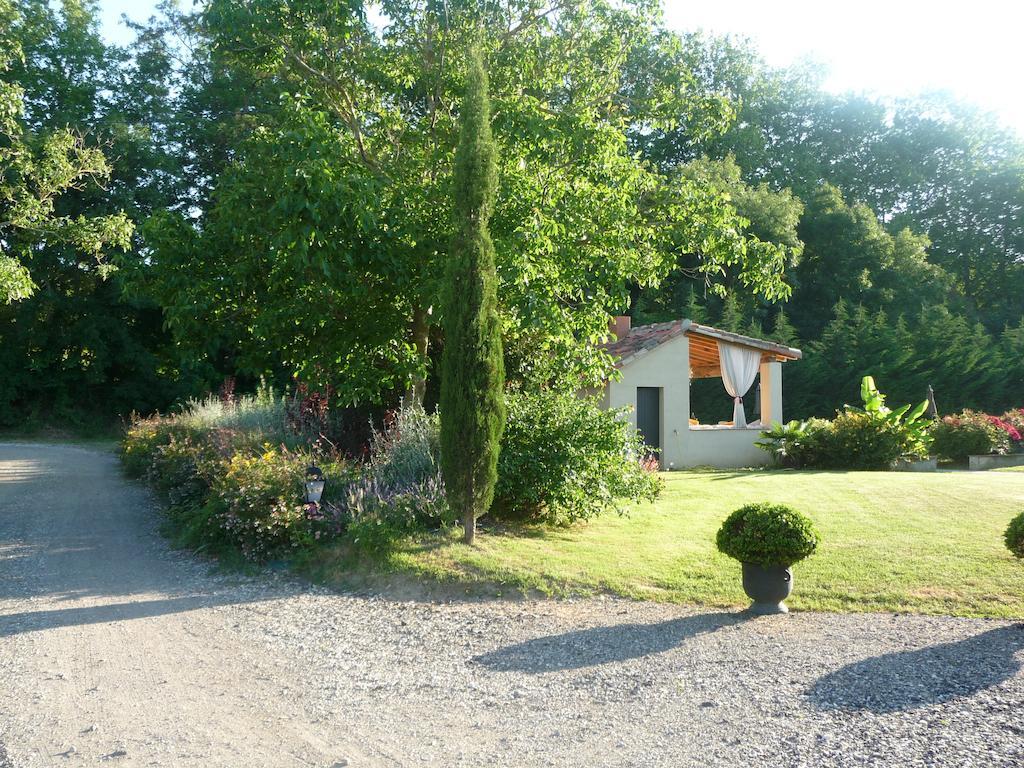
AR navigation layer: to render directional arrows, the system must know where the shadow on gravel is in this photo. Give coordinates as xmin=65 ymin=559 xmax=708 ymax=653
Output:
xmin=808 ymin=624 xmax=1024 ymax=713
xmin=0 ymin=593 xmax=271 ymax=638
xmin=474 ymin=611 xmax=747 ymax=673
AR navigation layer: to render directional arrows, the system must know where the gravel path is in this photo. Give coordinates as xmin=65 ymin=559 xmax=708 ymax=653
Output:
xmin=1 ymin=442 xmax=1022 ymax=767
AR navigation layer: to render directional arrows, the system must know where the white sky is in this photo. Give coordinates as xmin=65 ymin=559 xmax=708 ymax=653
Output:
xmin=99 ymin=0 xmax=1024 ymax=135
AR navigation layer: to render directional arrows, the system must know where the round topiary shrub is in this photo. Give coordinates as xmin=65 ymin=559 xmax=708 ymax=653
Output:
xmin=1005 ymin=512 xmax=1024 ymax=559
xmin=716 ymin=503 xmax=820 ymax=568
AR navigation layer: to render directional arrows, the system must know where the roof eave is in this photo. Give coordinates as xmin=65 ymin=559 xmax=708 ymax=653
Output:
xmin=687 ymin=322 xmax=802 ymax=361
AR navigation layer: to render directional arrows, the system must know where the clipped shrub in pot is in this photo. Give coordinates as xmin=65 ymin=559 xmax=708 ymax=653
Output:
xmin=716 ymin=503 xmax=819 ymax=614
xmin=1005 ymin=513 xmax=1024 ymax=559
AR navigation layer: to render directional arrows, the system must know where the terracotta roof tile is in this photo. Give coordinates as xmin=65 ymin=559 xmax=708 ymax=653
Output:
xmin=604 ymin=320 xmax=687 ymax=367
xmin=604 ymin=319 xmax=801 ymax=368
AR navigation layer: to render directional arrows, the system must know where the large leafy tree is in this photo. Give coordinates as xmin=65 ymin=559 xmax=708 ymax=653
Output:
xmin=440 ymin=43 xmax=505 ymax=545
xmin=0 ymin=0 xmax=132 ymax=304
xmin=635 ymin=154 xmax=803 ymax=325
xmin=137 ymin=0 xmax=790 ymax=405
xmin=0 ymin=0 xmax=201 ymax=429
xmin=652 ymin=34 xmax=1024 ymax=331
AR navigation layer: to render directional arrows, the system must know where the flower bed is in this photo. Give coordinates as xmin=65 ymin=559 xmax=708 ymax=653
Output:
xmin=122 ymin=390 xmax=353 ymax=562
xmin=931 ymin=409 xmax=1024 ymax=463
xmin=123 ymin=386 xmax=661 ymax=562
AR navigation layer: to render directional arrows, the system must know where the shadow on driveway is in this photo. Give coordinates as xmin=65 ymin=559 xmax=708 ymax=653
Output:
xmin=0 ymin=592 xmax=275 ymax=638
xmin=808 ymin=624 xmax=1024 ymax=712
xmin=474 ymin=611 xmax=746 ymax=673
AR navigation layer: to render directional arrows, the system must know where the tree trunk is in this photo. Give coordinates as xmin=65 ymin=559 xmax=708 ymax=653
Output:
xmin=405 ymin=305 xmax=430 ymax=405
xmin=463 ymin=510 xmax=475 ymax=545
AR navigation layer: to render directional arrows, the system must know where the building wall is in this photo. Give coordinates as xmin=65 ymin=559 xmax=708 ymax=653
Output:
xmin=605 ymin=334 xmax=691 ymax=469
xmin=681 ymin=427 xmax=767 ymax=468
xmin=759 ymin=360 xmax=783 ymax=427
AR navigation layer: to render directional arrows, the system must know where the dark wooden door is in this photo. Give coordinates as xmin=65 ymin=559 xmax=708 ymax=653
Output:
xmin=636 ymin=387 xmax=661 ymax=453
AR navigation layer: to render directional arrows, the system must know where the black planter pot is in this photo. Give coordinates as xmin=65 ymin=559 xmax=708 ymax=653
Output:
xmin=741 ymin=562 xmax=793 ymax=614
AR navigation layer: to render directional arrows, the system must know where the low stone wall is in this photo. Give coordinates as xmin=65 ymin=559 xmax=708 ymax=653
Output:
xmin=894 ymin=457 xmax=938 ymax=472
xmin=968 ymin=453 xmax=1024 ymax=471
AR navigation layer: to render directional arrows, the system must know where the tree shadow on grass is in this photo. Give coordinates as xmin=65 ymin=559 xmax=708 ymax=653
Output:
xmin=473 ymin=611 xmax=747 ymax=673
xmin=808 ymin=624 xmax=1024 ymax=713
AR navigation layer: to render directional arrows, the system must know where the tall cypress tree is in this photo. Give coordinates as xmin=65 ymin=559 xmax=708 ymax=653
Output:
xmin=718 ymin=294 xmax=744 ymax=333
xmin=681 ymin=286 xmax=707 ymax=323
xmin=772 ymin=309 xmax=799 ymax=347
xmin=440 ymin=42 xmax=505 ymax=546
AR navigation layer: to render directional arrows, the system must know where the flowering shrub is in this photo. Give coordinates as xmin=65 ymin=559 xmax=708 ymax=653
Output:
xmin=329 ymin=404 xmax=452 ymax=552
xmin=211 ymin=448 xmax=327 ymax=560
xmin=147 ymin=433 xmax=222 ymax=510
xmin=121 ymin=417 xmax=178 ymax=478
xmin=342 ymin=472 xmax=450 ymax=553
xmin=367 ymin=405 xmax=443 ymax=491
xmin=998 ymin=409 xmax=1024 ymax=444
xmin=122 ymin=398 xmax=351 ymax=562
xmin=931 ymin=411 xmax=1011 ymax=462
xmin=987 ymin=414 xmax=1023 ymax=446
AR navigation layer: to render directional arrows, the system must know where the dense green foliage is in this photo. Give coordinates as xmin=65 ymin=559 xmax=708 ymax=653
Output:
xmin=0 ymin=0 xmax=132 ymax=304
xmin=439 ymin=44 xmax=505 ymax=544
xmin=715 ymin=502 xmax=819 ymax=568
xmin=109 ymin=0 xmax=791 ymax=405
xmin=1005 ymin=513 xmax=1024 ymax=560
xmin=757 ymin=376 xmax=931 ymax=470
xmin=494 ymin=390 xmax=662 ymax=524
xmin=0 ymin=0 xmax=210 ymax=430
xmin=3 ymin=0 xmax=1024 ymax=434
xmin=930 ymin=411 xmax=1016 ymax=462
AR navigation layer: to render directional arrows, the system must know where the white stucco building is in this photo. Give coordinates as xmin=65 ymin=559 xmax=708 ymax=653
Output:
xmin=599 ymin=316 xmax=802 ymax=469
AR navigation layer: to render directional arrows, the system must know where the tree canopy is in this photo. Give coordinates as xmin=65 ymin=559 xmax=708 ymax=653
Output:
xmin=1 ymin=1 xmax=1023 ymax=428
xmin=134 ymin=0 xmax=792 ymax=404
xmin=0 ymin=0 xmax=132 ymax=304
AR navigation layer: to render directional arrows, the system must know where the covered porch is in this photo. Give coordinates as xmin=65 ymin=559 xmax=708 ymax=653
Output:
xmin=601 ymin=318 xmax=802 ymax=469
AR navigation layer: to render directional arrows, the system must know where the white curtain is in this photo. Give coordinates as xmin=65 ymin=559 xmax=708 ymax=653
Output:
xmin=717 ymin=341 xmax=761 ymax=428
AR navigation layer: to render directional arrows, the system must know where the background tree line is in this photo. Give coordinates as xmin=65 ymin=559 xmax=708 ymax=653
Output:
xmin=634 ymin=33 xmax=1024 ymax=419
xmin=1 ymin=0 xmax=1021 ymax=431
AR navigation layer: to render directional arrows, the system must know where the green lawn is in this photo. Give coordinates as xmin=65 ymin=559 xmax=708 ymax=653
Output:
xmin=368 ymin=469 xmax=1024 ymax=618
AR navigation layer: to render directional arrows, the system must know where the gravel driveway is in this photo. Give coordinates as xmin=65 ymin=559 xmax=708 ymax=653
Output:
xmin=1 ymin=442 xmax=1021 ymax=767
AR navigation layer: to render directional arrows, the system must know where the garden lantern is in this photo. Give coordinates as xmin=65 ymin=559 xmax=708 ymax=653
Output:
xmin=304 ymin=465 xmax=326 ymax=505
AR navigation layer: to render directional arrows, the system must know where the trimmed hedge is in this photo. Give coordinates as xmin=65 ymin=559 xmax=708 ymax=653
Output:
xmin=716 ymin=503 xmax=819 ymax=568
xmin=1005 ymin=513 xmax=1024 ymax=559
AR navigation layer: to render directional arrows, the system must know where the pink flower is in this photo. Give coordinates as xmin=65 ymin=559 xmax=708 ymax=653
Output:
xmin=987 ymin=416 xmax=1022 ymax=442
